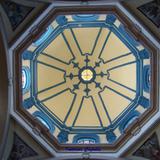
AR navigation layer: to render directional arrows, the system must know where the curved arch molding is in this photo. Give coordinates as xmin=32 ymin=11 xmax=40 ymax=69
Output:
xmin=33 ymin=111 xmax=55 ymax=134
xmin=22 ymin=66 xmax=31 ymax=94
xmin=119 ymin=111 xmax=140 ymax=134
xmin=143 ymin=65 xmax=150 ymax=93
xmin=73 ymin=134 xmax=100 ymax=144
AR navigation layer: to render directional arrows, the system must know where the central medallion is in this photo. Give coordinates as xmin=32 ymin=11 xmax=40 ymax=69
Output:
xmin=79 ymin=66 xmax=96 ymax=84
xmin=81 ymin=69 xmax=93 ymax=81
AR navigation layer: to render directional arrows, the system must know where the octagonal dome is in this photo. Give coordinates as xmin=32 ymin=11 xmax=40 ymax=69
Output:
xmin=21 ymin=12 xmax=152 ymax=143
xmin=12 ymin=4 xmax=159 ymax=157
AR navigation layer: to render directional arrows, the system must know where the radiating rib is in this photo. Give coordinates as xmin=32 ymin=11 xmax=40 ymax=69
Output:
xmin=61 ymin=32 xmax=75 ymax=58
xmin=63 ymin=28 xmax=83 ymax=61
xmin=38 ymin=53 xmax=69 ymax=71
xmin=37 ymin=60 xmax=65 ymax=73
xmin=100 ymin=87 xmax=131 ymax=121
xmin=106 ymin=79 xmax=136 ymax=100
xmin=102 ymin=52 xmax=136 ymax=71
xmin=91 ymin=27 xmax=103 ymax=55
xmin=103 ymin=85 xmax=132 ymax=101
xmin=105 ymin=52 xmax=132 ymax=64
xmin=43 ymin=32 xmax=74 ymax=64
xmin=90 ymin=28 xmax=111 ymax=61
xmin=107 ymin=61 xmax=136 ymax=72
xmin=92 ymin=94 xmax=112 ymax=126
xmin=65 ymin=94 xmax=83 ymax=126
xmin=38 ymin=82 xmax=68 ymax=102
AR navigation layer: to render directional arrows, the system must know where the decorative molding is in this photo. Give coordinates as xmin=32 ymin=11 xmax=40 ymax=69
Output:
xmin=57 ymin=131 xmax=69 ymax=143
xmin=22 ymin=66 xmax=31 ymax=94
xmin=106 ymin=130 xmax=117 ymax=144
xmin=33 ymin=111 xmax=55 ymax=134
xmin=1 ymin=0 xmax=34 ymax=31
xmin=73 ymin=134 xmax=100 ymax=144
xmin=120 ymin=1 xmax=160 ymax=43
xmin=8 ymin=133 xmax=37 ymax=160
xmin=138 ymin=0 xmax=160 ymax=28
xmin=143 ymin=65 xmax=150 ymax=93
xmin=133 ymin=132 xmax=160 ymax=160
xmin=119 ymin=111 xmax=140 ymax=134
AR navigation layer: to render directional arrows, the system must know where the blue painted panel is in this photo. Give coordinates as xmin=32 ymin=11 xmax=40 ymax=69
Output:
xmin=112 ymin=26 xmax=139 ymax=57
xmin=22 ymin=66 xmax=30 ymax=94
xmin=33 ymin=111 xmax=55 ymax=133
xmin=139 ymin=49 xmax=150 ymax=59
xmin=57 ymin=130 xmax=69 ymax=143
xmin=56 ymin=15 xmax=67 ymax=26
xmin=22 ymin=50 xmax=34 ymax=60
xmin=118 ymin=24 xmax=140 ymax=47
xmin=106 ymin=130 xmax=116 ymax=144
xmin=139 ymin=96 xmax=150 ymax=108
xmin=72 ymin=14 xmax=99 ymax=22
xmin=119 ymin=111 xmax=140 ymax=133
xmin=143 ymin=65 xmax=150 ymax=93
xmin=23 ymin=97 xmax=35 ymax=109
xmin=73 ymin=134 xmax=99 ymax=144
xmin=106 ymin=14 xmax=116 ymax=24
xmin=34 ymin=26 xmax=53 ymax=46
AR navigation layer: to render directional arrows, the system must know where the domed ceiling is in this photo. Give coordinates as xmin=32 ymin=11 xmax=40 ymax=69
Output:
xmin=12 ymin=4 xmax=159 ymax=157
xmin=21 ymin=12 xmax=151 ymax=143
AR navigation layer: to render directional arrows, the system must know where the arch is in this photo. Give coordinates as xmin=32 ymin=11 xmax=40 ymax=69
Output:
xmin=22 ymin=66 xmax=31 ymax=94
xmin=73 ymin=134 xmax=99 ymax=144
xmin=33 ymin=111 xmax=55 ymax=134
xmin=119 ymin=111 xmax=140 ymax=134
xmin=143 ymin=65 xmax=150 ymax=92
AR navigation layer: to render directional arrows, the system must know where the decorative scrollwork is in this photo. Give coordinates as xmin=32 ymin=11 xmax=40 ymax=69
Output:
xmin=8 ymin=133 xmax=37 ymax=160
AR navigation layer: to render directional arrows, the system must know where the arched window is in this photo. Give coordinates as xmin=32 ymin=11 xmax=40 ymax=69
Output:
xmin=73 ymin=134 xmax=99 ymax=144
xmin=33 ymin=111 xmax=55 ymax=134
xmin=22 ymin=66 xmax=30 ymax=94
xmin=36 ymin=116 xmax=50 ymax=130
xmin=119 ymin=111 xmax=140 ymax=133
xmin=143 ymin=65 xmax=150 ymax=92
xmin=77 ymin=138 xmax=96 ymax=144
